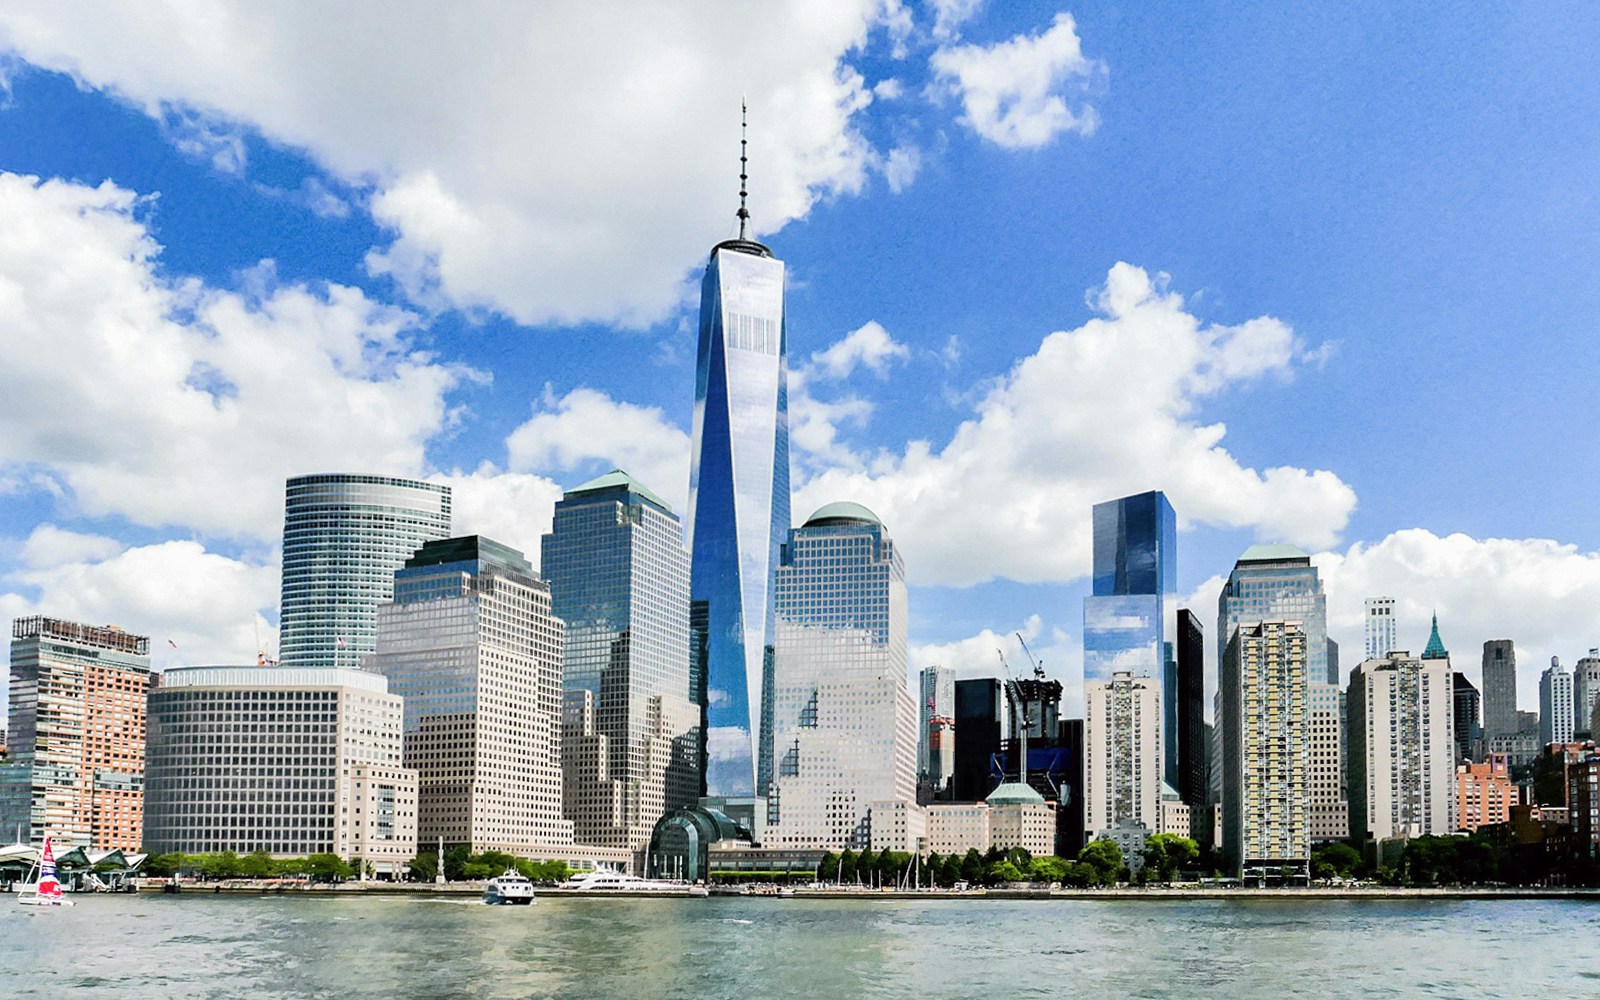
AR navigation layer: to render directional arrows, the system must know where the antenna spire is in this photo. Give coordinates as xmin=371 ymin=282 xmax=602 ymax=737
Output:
xmin=737 ymin=100 xmax=750 ymax=239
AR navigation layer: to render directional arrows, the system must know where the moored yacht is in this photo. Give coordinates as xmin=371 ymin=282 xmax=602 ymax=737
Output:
xmin=559 ymin=869 xmax=709 ymax=896
xmin=482 ymin=869 xmax=537 ymax=905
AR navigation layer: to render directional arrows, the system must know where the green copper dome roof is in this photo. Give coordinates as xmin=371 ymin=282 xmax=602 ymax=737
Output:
xmin=803 ymin=501 xmax=882 ymax=527
xmin=1237 ymin=543 xmax=1311 ymax=563
xmin=1421 ymin=612 xmax=1449 ymax=660
xmin=567 ymin=469 xmax=673 ymax=513
xmin=984 ymin=781 xmax=1046 ymax=805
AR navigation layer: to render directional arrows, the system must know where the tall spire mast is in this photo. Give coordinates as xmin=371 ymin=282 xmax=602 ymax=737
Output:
xmin=737 ymin=100 xmax=750 ymax=239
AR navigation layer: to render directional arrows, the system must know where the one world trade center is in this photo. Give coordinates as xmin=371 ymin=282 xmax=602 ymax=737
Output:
xmin=687 ymin=112 xmax=790 ymax=804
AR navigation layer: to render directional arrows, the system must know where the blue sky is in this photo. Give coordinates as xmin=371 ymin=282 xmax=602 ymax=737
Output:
xmin=2 ymin=2 xmax=1598 ymax=712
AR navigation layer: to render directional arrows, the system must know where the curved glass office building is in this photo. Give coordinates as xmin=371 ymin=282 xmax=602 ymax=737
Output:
xmin=687 ymin=231 xmax=790 ymax=800
xmin=278 ymin=473 xmax=452 ymax=668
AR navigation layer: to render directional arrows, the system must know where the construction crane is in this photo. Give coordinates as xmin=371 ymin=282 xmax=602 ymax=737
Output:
xmin=995 ymin=648 xmax=1029 ymax=788
xmin=1015 ymin=632 xmax=1047 ymax=681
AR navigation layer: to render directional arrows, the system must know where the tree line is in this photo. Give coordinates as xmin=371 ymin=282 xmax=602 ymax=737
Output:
xmin=813 ymin=835 xmax=1202 ymax=889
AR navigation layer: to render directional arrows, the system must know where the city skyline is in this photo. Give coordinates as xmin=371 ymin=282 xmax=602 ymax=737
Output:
xmin=5 ymin=6 xmax=1600 ymax=716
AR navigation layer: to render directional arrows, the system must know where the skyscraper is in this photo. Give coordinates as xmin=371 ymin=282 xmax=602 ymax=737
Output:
xmin=952 ymin=678 xmax=1004 ymax=801
xmin=1307 ymin=682 xmax=1349 ymax=843
xmin=763 ymin=503 xmax=918 ymax=850
xmin=1539 ymin=657 xmax=1575 ymax=747
xmin=0 ymin=617 xmax=151 ymax=851
xmin=1082 ymin=490 xmax=1178 ymax=787
xmin=919 ymin=665 xmax=956 ymax=799
xmin=374 ymin=536 xmax=579 ymax=856
xmin=1221 ymin=621 xmax=1311 ymax=881
xmin=1217 ymin=545 xmax=1332 ymax=686
xmin=1365 ymin=597 xmax=1398 ymax=660
xmin=1349 ymin=652 xmax=1456 ymax=840
xmin=542 ymin=470 xmax=700 ymax=851
xmin=1453 ymin=672 xmax=1482 ymax=762
xmin=278 ymin=473 xmax=451 ymax=668
xmin=1573 ymin=650 xmax=1600 ymax=739
xmin=1481 ymin=640 xmax=1518 ymax=740
xmin=1176 ymin=609 xmax=1207 ymax=806
xmin=686 ymin=127 xmax=790 ymax=800
xmin=1421 ymin=613 xmax=1448 ymax=661
xmin=143 ymin=664 xmax=417 ymax=876
xmin=1082 ymin=671 xmax=1162 ymax=843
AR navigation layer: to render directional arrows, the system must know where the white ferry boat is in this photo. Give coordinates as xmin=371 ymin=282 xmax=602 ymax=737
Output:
xmin=482 ymin=869 xmax=537 ymax=905
xmin=560 ymin=869 xmax=709 ymax=896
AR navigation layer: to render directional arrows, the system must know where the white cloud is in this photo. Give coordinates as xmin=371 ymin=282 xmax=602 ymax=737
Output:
xmin=930 ymin=12 xmax=1102 ymax=149
xmin=795 ymin=262 xmax=1358 ymax=587
xmin=1317 ymin=530 xmax=1600 ymax=710
xmin=911 ymin=613 xmax=1043 ymax=676
xmin=0 ymin=173 xmax=472 ymax=539
xmin=809 ymin=320 xmax=912 ymax=379
xmin=1 ymin=539 xmax=279 ymax=673
xmin=428 ymin=465 xmax=565 ymax=571
xmin=505 ymin=387 xmax=692 ymax=513
xmin=18 ymin=524 xmax=124 ymax=568
xmin=1181 ymin=528 xmax=1600 ymax=715
xmin=929 ymin=0 xmax=987 ymax=41
xmin=0 ymin=2 xmax=900 ymax=326
xmin=883 ymin=144 xmax=922 ymax=192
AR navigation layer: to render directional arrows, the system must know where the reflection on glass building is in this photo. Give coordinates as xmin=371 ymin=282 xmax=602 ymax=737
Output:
xmin=542 ymin=471 xmax=700 ymax=850
xmin=764 ymin=503 xmax=918 ymax=850
xmin=686 ymin=222 xmax=790 ymax=800
xmin=1081 ymin=491 xmax=1179 ymax=787
xmin=278 ymin=473 xmax=452 ymax=668
xmin=1215 ymin=544 xmax=1332 ymax=687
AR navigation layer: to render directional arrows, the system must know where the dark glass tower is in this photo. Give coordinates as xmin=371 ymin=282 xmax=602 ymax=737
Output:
xmin=686 ymin=124 xmax=790 ymax=799
xmin=951 ymin=678 xmax=1004 ymax=801
xmin=1176 ymin=608 xmax=1207 ymax=806
xmin=1082 ymin=490 xmax=1179 ymax=788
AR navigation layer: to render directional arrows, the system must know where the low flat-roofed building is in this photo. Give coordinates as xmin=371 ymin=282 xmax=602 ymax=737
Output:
xmin=143 ymin=666 xmax=418 ymax=877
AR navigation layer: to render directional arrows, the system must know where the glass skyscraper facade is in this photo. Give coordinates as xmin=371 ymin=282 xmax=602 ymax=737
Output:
xmin=1216 ymin=544 xmax=1333 ymax=687
xmin=1082 ymin=490 xmax=1178 ymax=788
xmin=541 ymin=470 xmax=699 ymax=849
xmin=764 ymin=503 xmax=916 ymax=848
xmin=278 ymin=473 xmax=451 ymax=668
xmin=686 ymin=232 xmax=790 ymax=799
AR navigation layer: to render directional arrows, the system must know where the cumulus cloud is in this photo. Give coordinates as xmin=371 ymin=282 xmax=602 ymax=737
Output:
xmin=796 ymin=263 xmax=1358 ymax=587
xmin=928 ymin=0 xmax=988 ymax=41
xmin=1 ymin=539 xmax=280 ymax=672
xmin=505 ymin=387 xmax=692 ymax=513
xmin=808 ymin=320 xmax=911 ymax=379
xmin=0 ymin=2 xmax=901 ymax=326
xmin=0 ymin=173 xmax=472 ymax=539
xmin=1181 ymin=528 xmax=1600 ymax=715
xmin=18 ymin=525 xmax=124 ymax=568
xmin=429 ymin=465 xmax=566 ymax=570
xmin=930 ymin=12 xmax=1102 ymax=149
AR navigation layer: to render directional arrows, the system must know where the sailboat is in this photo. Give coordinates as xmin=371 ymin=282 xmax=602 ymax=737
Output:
xmin=17 ymin=837 xmax=74 ymax=907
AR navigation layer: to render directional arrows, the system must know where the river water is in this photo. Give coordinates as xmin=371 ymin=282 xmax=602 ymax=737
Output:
xmin=3 ymin=893 xmax=1597 ymax=998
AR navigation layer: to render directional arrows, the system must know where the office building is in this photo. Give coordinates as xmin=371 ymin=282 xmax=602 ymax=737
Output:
xmin=951 ymin=678 xmax=1004 ymax=801
xmin=918 ymin=665 xmax=956 ymax=800
xmin=0 ymin=617 xmax=151 ymax=851
xmin=1349 ymin=652 xmax=1456 ymax=841
xmin=764 ymin=504 xmax=918 ymax=851
xmin=1176 ymin=609 xmax=1207 ymax=806
xmin=1456 ymin=755 xmax=1515 ymax=833
xmin=923 ymin=792 xmax=1054 ymax=858
xmin=1481 ymin=640 xmax=1518 ymax=740
xmin=142 ymin=665 xmax=417 ymax=875
xmin=1540 ymin=657 xmax=1575 ymax=747
xmin=1365 ymin=597 xmax=1398 ymax=660
xmin=1573 ymin=650 xmax=1600 ymax=738
xmin=1083 ymin=671 xmax=1162 ymax=843
xmin=1221 ymin=621 xmax=1311 ymax=881
xmin=278 ymin=474 xmax=451 ymax=668
xmin=374 ymin=536 xmax=578 ymax=856
xmin=1308 ymin=682 xmax=1349 ymax=843
xmin=542 ymin=470 xmax=699 ymax=851
xmin=1216 ymin=545 xmax=1334 ymax=687
xmin=1082 ymin=491 xmax=1178 ymax=787
xmin=1567 ymin=752 xmax=1600 ymax=862
xmin=685 ymin=139 xmax=791 ymax=802
xmin=1453 ymin=672 xmax=1482 ymax=763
